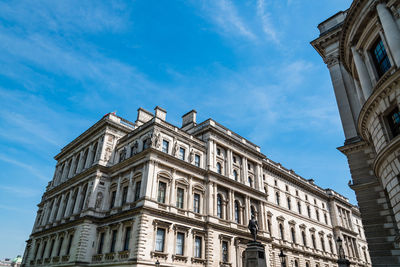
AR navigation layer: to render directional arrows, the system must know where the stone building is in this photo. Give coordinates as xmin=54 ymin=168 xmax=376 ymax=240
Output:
xmin=311 ymin=0 xmax=400 ymax=265
xmin=22 ymin=108 xmax=370 ymax=267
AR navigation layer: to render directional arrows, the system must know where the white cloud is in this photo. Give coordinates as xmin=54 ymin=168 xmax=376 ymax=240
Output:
xmin=0 ymin=154 xmax=49 ymax=181
xmin=197 ymin=0 xmax=256 ymax=40
xmin=0 ymin=185 xmax=40 ymax=198
xmin=256 ymin=0 xmax=279 ymax=44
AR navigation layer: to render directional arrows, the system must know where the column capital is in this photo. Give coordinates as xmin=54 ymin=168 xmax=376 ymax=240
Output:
xmin=325 ymin=55 xmax=340 ymax=68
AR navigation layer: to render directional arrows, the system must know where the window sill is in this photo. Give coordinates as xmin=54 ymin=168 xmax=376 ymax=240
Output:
xmin=172 ymin=254 xmax=188 ymax=262
xmin=151 ymin=251 xmax=168 ymax=259
xmin=191 ymin=257 xmax=206 ymax=264
xmin=220 ymin=261 xmax=232 ymax=267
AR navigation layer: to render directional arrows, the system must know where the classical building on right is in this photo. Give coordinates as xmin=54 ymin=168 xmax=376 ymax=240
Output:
xmin=312 ymin=0 xmax=400 ymax=265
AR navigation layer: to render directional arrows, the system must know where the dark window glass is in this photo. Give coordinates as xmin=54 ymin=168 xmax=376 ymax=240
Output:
xmin=176 ymin=232 xmax=185 ymax=255
xmin=248 ymin=177 xmax=253 ymax=188
xmin=387 ymin=107 xmax=400 ymax=138
xmin=302 ymin=231 xmax=307 ymax=246
xmin=195 ymin=236 xmax=202 ymax=258
xmin=67 ymin=234 xmax=73 ymax=255
xmin=297 ymin=202 xmax=302 ymax=214
xmin=324 ymin=214 xmax=328 ymax=224
xmin=98 ymin=233 xmax=105 ymax=254
xmin=157 ymin=182 xmax=166 ymax=203
xmin=217 ymin=194 xmax=222 ymax=219
xmin=195 ymin=154 xmax=200 ymax=167
xmin=124 ymin=227 xmax=131 ymax=251
xmin=287 ymin=197 xmax=291 ymax=210
xmin=156 ymin=228 xmax=165 ymax=252
xmin=176 ymin=188 xmax=184 ymax=209
xmin=217 ymin=163 xmax=222 ymax=174
xmin=371 ymin=38 xmax=391 ymax=77
xmin=316 ymin=209 xmax=320 ymax=221
xmin=222 ymin=241 xmax=228 ymax=262
xmin=193 ymin=193 xmax=200 ymax=213
xmin=49 ymin=239 xmax=55 ymax=258
xmin=276 ymin=192 xmax=280 ymax=206
xmin=291 ymin=228 xmax=296 ymax=243
xmin=321 ymin=237 xmax=325 ymax=251
xmin=235 ymin=201 xmax=240 ymax=224
xmin=110 ymin=191 xmax=116 ymax=209
xmin=57 ymin=238 xmax=63 ymax=256
xmin=121 ymin=186 xmax=128 ymax=205
xmin=162 ymin=140 xmax=169 ymax=153
xmin=179 ymin=147 xmax=185 ymax=160
xmin=134 ymin=181 xmax=141 ymax=201
xmin=41 ymin=241 xmax=47 ymax=259
xmin=279 ymin=224 xmax=284 ymax=240
xmin=311 ymin=234 xmax=316 ymax=249
xmin=110 ymin=230 xmax=117 ymax=252
xmin=217 ymin=148 xmax=221 ymax=155
xmin=307 ymin=206 xmax=311 ymax=218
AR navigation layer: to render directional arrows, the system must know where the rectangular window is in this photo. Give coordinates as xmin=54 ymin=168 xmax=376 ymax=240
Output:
xmin=162 ymin=140 xmax=169 ymax=153
xmin=195 ymin=154 xmax=200 ymax=167
xmin=386 ymin=107 xmax=400 ymax=138
xmin=371 ymin=38 xmax=391 ymax=77
xmin=179 ymin=147 xmax=185 ymax=160
xmin=57 ymin=238 xmax=63 ymax=256
xmin=134 ymin=181 xmax=141 ymax=201
xmin=193 ymin=193 xmax=200 ymax=213
xmin=176 ymin=188 xmax=184 ymax=209
xmin=110 ymin=191 xmax=116 ymax=209
xmin=124 ymin=227 xmax=131 ymax=251
xmin=67 ymin=234 xmax=73 ymax=255
xmin=157 ymin=182 xmax=166 ymax=203
xmin=121 ymin=186 xmax=128 ymax=205
xmin=176 ymin=232 xmax=185 ymax=255
xmin=41 ymin=241 xmax=47 ymax=259
xmin=98 ymin=233 xmax=105 ymax=254
xmin=222 ymin=241 xmax=228 ymax=262
xmin=195 ymin=236 xmax=202 ymax=258
xmin=155 ymin=228 xmax=165 ymax=252
xmin=110 ymin=230 xmax=117 ymax=253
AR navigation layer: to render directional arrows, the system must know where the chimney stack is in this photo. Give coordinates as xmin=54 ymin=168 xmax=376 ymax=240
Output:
xmin=182 ymin=110 xmax=197 ymax=128
xmin=154 ymin=106 xmax=167 ymax=121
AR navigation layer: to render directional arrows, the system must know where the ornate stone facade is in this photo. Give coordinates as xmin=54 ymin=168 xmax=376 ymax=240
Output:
xmin=312 ymin=0 xmax=400 ymax=265
xmin=22 ymin=107 xmax=370 ymax=267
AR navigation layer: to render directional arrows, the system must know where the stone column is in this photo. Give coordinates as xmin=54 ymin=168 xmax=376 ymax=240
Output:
xmin=72 ymin=186 xmax=83 ymax=214
xmin=187 ymin=176 xmax=193 ymax=211
xmin=245 ymin=196 xmax=250 ymax=223
xmin=68 ymin=156 xmax=77 ymax=178
xmin=126 ymin=171 xmax=134 ymax=203
xmin=56 ymin=194 xmax=66 ymax=221
xmin=169 ymin=169 xmax=176 ymax=206
xmin=85 ymin=144 xmax=94 ymax=169
xmin=377 ymin=3 xmax=400 ymax=66
xmin=115 ymin=175 xmax=122 ymax=207
xmin=351 ymin=47 xmax=373 ymax=98
xmin=207 ymin=140 xmax=213 ymax=170
xmin=243 ymin=157 xmax=248 ymax=183
xmin=213 ymin=183 xmax=218 ymax=217
xmin=228 ymin=190 xmax=234 ymax=221
xmin=60 ymin=161 xmax=69 ymax=181
xmin=227 ymin=149 xmax=232 ymax=178
xmin=76 ymin=150 xmax=85 ymax=173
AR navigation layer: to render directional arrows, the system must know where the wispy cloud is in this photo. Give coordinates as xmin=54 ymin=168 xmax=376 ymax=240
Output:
xmin=0 ymin=185 xmax=40 ymax=198
xmin=256 ymin=0 xmax=279 ymax=44
xmin=197 ymin=0 xmax=256 ymax=40
xmin=0 ymin=154 xmax=49 ymax=181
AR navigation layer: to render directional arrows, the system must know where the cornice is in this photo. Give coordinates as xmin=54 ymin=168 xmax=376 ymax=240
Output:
xmin=337 ymin=140 xmax=368 ymax=155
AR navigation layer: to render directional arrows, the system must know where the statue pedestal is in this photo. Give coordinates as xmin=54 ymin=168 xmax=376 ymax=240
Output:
xmin=244 ymin=241 xmax=267 ymax=267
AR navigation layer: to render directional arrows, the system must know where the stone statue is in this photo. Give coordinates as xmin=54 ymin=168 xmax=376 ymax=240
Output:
xmin=119 ymin=147 xmax=126 ymax=162
xmin=172 ymin=141 xmax=178 ymax=156
xmin=131 ymin=141 xmax=139 ymax=155
xmin=152 ymin=130 xmax=161 ymax=148
xmin=189 ymin=149 xmax=194 ymax=162
xmin=248 ymin=215 xmax=259 ymax=242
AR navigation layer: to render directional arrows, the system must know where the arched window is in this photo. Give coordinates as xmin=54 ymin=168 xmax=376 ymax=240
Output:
xmin=287 ymin=197 xmax=291 ymax=210
xmin=276 ymin=192 xmax=280 ymax=206
xmin=297 ymin=202 xmax=301 ymax=214
xmin=248 ymin=177 xmax=253 ymax=188
xmin=294 ymin=260 xmax=299 ymax=267
xmin=311 ymin=234 xmax=316 ymax=249
xmin=279 ymin=223 xmax=284 ymax=240
xmin=291 ymin=227 xmax=296 ymax=243
xmin=305 ymin=263 xmax=310 ymax=267
xmin=302 ymin=231 xmax=307 ymax=246
xmin=234 ymin=201 xmax=240 ymax=224
xmin=233 ymin=170 xmax=238 ymax=181
xmin=217 ymin=194 xmax=223 ymax=219
xmin=216 ymin=163 xmax=222 ymax=174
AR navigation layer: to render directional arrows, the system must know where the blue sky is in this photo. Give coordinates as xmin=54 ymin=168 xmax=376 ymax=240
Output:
xmin=0 ymin=0 xmax=352 ymax=258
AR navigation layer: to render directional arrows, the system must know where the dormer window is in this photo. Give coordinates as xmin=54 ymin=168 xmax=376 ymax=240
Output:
xmin=371 ymin=38 xmax=391 ymax=78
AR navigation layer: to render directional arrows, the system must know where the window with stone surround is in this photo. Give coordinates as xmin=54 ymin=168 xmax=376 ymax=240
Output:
xmin=162 ymin=140 xmax=169 ymax=153
xmin=193 ymin=193 xmax=200 ymax=213
xmin=121 ymin=185 xmax=128 ymax=205
xmin=157 ymin=181 xmax=167 ymax=203
xmin=179 ymin=147 xmax=185 ymax=160
xmin=155 ymin=228 xmax=166 ymax=252
xmin=194 ymin=236 xmax=202 ymax=258
xmin=176 ymin=232 xmax=185 ymax=255
xmin=66 ymin=234 xmax=74 ymax=255
xmin=97 ymin=232 xmax=105 ymax=254
xmin=216 ymin=162 xmax=222 ymax=174
xmin=109 ymin=190 xmax=116 ymax=209
xmin=370 ymin=38 xmax=391 ymax=78
xmin=194 ymin=154 xmax=200 ymax=167
xmin=385 ymin=106 xmax=400 ymax=139
xmin=110 ymin=230 xmax=117 ymax=253
xmin=176 ymin=187 xmax=184 ymax=209
xmin=57 ymin=237 xmax=63 ymax=256
xmin=123 ymin=227 xmax=131 ymax=251
xmin=134 ymin=181 xmax=141 ymax=201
